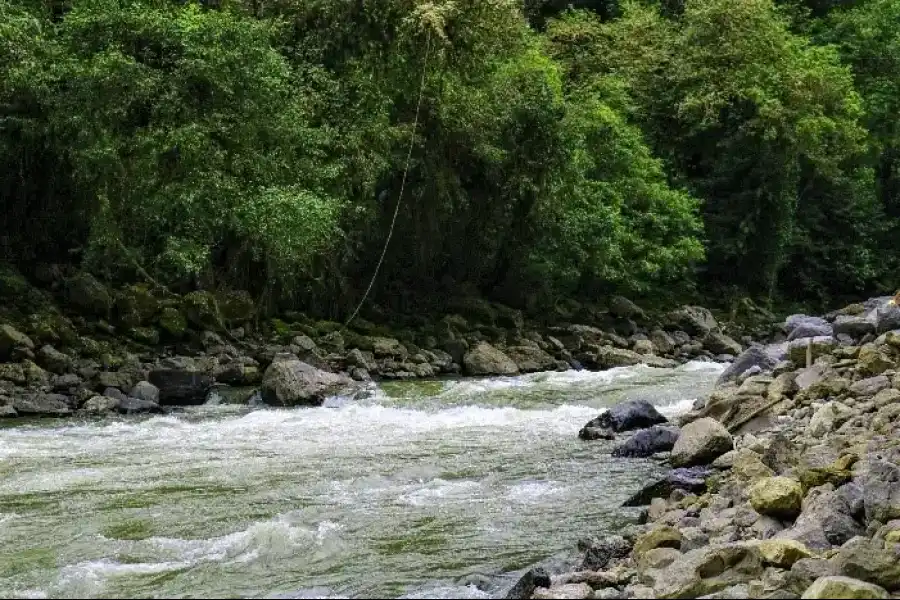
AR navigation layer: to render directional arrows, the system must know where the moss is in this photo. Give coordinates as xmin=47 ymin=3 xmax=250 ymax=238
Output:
xmin=0 ymin=265 xmax=30 ymax=298
xmin=158 ymin=306 xmax=187 ymax=338
xmin=269 ymin=318 xmax=294 ymax=341
xmin=26 ymin=311 xmax=79 ymax=347
xmin=314 ymin=319 xmax=343 ymax=335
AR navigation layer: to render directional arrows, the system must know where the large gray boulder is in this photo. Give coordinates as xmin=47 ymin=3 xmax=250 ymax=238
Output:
xmin=716 ymin=344 xmax=786 ymax=387
xmin=651 ymin=543 xmax=764 ymax=599
xmin=612 ymin=425 xmax=680 ymax=458
xmin=579 ymin=399 xmax=668 ymax=440
xmin=832 ymin=314 xmax=876 ymax=338
xmin=149 ymin=369 xmax=212 ymax=405
xmin=667 ymin=306 xmax=718 ymax=336
xmin=12 ymin=392 xmax=71 ymax=417
xmin=261 ymin=355 xmax=355 ymax=407
xmin=463 ymin=341 xmax=519 ymax=376
xmin=671 ymin=417 xmax=734 ymax=467
xmin=861 ymin=459 xmax=900 ymax=525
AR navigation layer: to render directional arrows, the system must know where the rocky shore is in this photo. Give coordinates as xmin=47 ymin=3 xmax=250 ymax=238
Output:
xmin=515 ymin=295 xmax=900 ymax=599
xmin=0 ymin=264 xmax=769 ymax=419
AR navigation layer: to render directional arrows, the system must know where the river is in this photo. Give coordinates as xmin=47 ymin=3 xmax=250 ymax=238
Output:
xmin=0 ymin=361 xmax=724 ymax=599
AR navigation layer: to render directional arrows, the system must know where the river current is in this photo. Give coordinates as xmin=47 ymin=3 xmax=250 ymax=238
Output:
xmin=0 ymin=361 xmax=724 ymax=599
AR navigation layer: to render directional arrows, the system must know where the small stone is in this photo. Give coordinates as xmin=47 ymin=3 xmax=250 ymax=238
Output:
xmin=801 ymin=575 xmax=888 ymax=599
xmin=750 ymin=477 xmax=803 ymax=520
xmin=532 ymin=583 xmax=593 ymax=599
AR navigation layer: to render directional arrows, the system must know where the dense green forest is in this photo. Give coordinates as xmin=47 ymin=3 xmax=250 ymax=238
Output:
xmin=2 ymin=0 xmax=899 ymax=320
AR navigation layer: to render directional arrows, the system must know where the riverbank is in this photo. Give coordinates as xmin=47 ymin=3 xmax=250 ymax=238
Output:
xmin=523 ymin=295 xmax=900 ymax=599
xmin=0 ymin=265 xmax=777 ymax=419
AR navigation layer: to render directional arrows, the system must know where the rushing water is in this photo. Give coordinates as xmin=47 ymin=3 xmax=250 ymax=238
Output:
xmin=0 ymin=361 xmax=724 ymax=599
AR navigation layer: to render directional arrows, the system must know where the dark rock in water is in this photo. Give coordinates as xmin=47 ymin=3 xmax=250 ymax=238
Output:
xmin=578 ymin=399 xmax=667 ymax=440
xmin=503 ymin=567 xmax=551 ymax=599
xmin=580 ymin=535 xmax=632 ymax=570
xmin=12 ymin=392 xmax=72 ymax=417
xmin=118 ymin=396 xmax=164 ymax=414
xmin=622 ymin=467 xmax=712 ymax=507
xmin=716 ymin=344 xmax=784 ymax=387
xmin=149 ymin=369 xmax=213 ymax=405
xmin=580 ymin=426 xmax=616 ymax=440
xmin=612 ymin=426 xmax=680 ymax=458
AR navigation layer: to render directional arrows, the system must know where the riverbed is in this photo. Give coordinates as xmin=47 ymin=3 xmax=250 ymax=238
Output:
xmin=0 ymin=361 xmax=724 ymax=599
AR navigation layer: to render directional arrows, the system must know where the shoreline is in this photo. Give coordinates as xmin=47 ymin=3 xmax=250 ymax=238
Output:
xmin=516 ymin=295 xmax=900 ymax=600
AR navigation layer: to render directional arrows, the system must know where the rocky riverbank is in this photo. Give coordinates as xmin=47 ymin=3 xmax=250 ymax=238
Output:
xmin=0 ymin=264 xmax=772 ymax=419
xmin=517 ymin=295 xmax=900 ymax=599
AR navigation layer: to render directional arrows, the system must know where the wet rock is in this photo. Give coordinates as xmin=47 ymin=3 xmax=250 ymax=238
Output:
xmin=801 ymin=576 xmax=888 ymax=600
xmin=117 ymin=396 xmax=163 ymax=414
xmin=505 ymin=345 xmax=557 ymax=373
xmin=717 ymin=345 xmax=783 ymax=387
xmin=580 ymin=535 xmax=632 ymax=570
xmin=149 ymin=369 xmax=213 ymax=405
xmin=503 ymin=567 xmax=551 ymax=599
xmin=12 ymin=392 xmax=71 ymax=416
xmin=651 ymin=543 xmax=764 ymax=599
xmin=129 ymin=381 xmax=160 ymax=404
xmin=671 ymin=418 xmax=734 ymax=467
xmin=612 ymin=426 xmax=680 ymax=458
xmin=623 ymin=467 xmax=712 ymax=507
xmin=260 ymin=355 xmax=355 ymax=407
xmin=580 ymin=400 xmax=668 ymax=442
xmin=82 ymin=395 xmax=120 ymax=414
xmin=462 ymin=341 xmax=518 ymax=376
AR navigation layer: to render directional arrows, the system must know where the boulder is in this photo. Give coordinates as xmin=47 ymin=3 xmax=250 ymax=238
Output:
xmin=82 ymin=395 xmax=120 ymax=415
xmin=668 ymin=306 xmax=718 ymax=336
xmin=801 ymin=576 xmax=888 ymax=600
xmin=861 ymin=459 xmax=900 ymax=525
xmin=833 ymin=536 xmax=900 ymax=590
xmin=807 ymin=402 xmax=853 ymax=438
xmin=633 ymin=526 xmax=683 ymax=558
xmin=129 ymin=381 xmax=160 ymax=404
xmin=858 ymin=344 xmax=894 ymax=375
xmin=716 ymin=344 xmax=784 ymax=387
xmin=848 ymin=375 xmax=890 ymax=398
xmin=148 ymin=369 xmax=213 ymax=405
xmin=750 ymin=477 xmax=803 ymax=520
xmin=875 ymin=302 xmax=900 ymax=334
xmin=182 ymin=290 xmax=223 ymax=332
xmin=650 ymin=330 xmax=676 ymax=354
xmin=785 ymin=315 xmax=830 ymax=335
xmin=704 ymin=332 xmax=742 ymax=356
xmin=633 ymin=339 xmax=656 ymax=355
xmin=12 ymin=392 xmax=71 ymax=416
xmin=610 ymin=296 xmax=645 ymax=320
xmin=0 ymin=324 xmax=34 ymax=360
xmin=503 ymin=566 xmax=551 ymax=600
xmin=787 ymin=321 xmax=834 ymax=341
xmin=260 ymin=355 xmax=355 ymax=407
xmin=462 ymin=342 xmax=519 ymax=376
xmin=757 ymin=539 xmax=813 ymax=568
xmin=117 ymin=396 xmax=163 ymax=415
xmin=623 ymin=467 xmax=712 ymax=507
xmin=581 ymin=535 xmax=632 ymax=570
xmin=832 ymin=314 xmax=876 ymax=338
xmin=66 ymin=272 xmax=112 ymax=316
xmin=779 ymin=484 xmax=864 ymax=550
xmin=612 ymin=426 xmax=680 ymax=458
xmin=651 ymin=543 xmax=764 ymax=599
xmin=36 ymin=344 xmax=72 ymax=374
xmin=579 ymin=399 xmax=668 ymax=440
xmin=158 ymin=307 xmax=187 ymax=338
xmin=788 ymin=337 xmax=836 ymax=366
xmin=787 ymin=559 xmax=835 ymax=595
xmin=115 ymin=284 xmax=160 ymax=327
xmin=505 ymin=345 xmax=557 ymax=373
xmin=671 ymin=418 xmax=734 ymax=467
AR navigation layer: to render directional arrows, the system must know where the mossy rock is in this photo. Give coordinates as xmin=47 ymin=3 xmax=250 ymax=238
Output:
xmin=129 ymin=327 xmax=160 ymax=345
xmin=66 ymin=272 xmax=113 ymax=317
xmin=216 ymin=289 xmax=255 ymax=325
xmin=181 ymin=291 xmax=224 ymax=332
xmin=26 ymin=311 xmax=79 ymax=348
xmin=158 ymin=307 xmax=187 ymax=338
xmin=115 ymin=284 xmax=160 ymax=327
xmin=0 ymin=265 xmax=31 ymax=298
xmin=269 ymin=318 xmax=297 ymax=341
xmin=313 ymin=320 xmax=343 ymax=335
xmin=77 ymin=336 xmax=106 ymax=357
